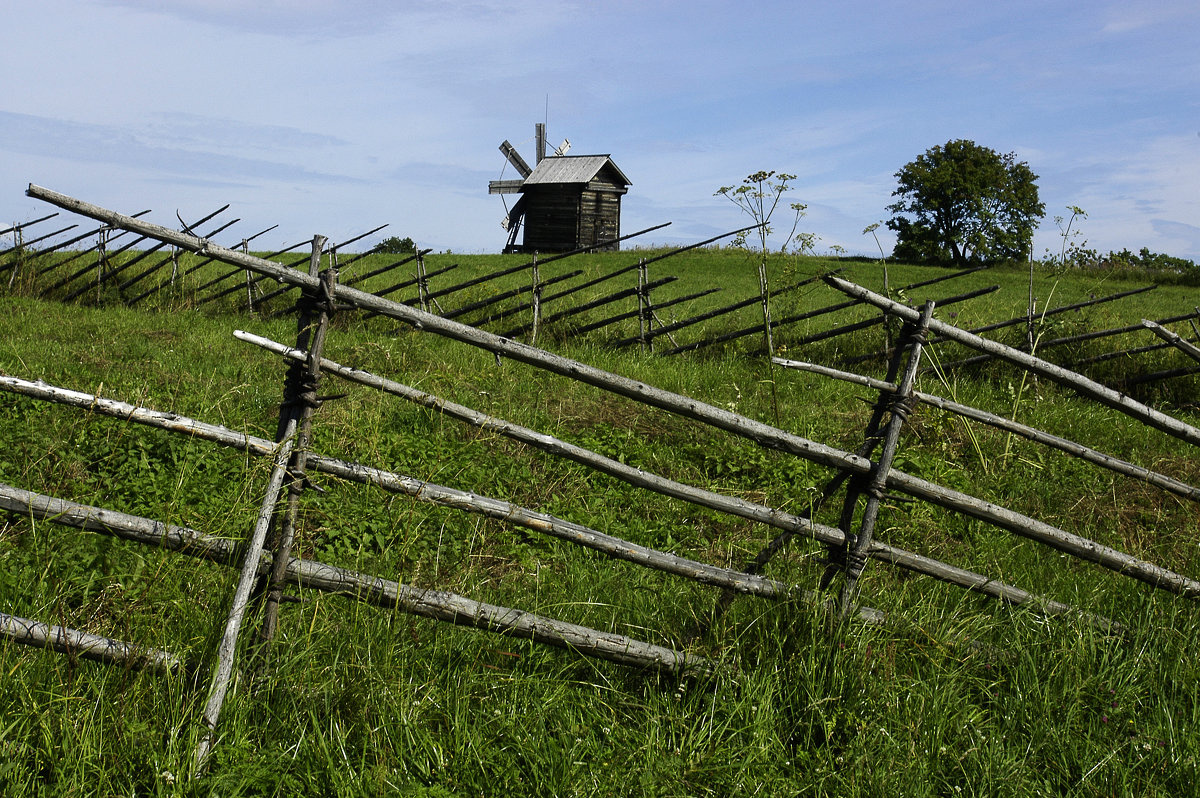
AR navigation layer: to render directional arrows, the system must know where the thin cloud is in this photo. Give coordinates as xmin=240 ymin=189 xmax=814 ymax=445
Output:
xmin=0 ymin=111 xmax=359 ymax=184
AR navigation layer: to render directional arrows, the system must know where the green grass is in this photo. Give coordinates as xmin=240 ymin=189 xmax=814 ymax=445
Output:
xmin=1 ymin=250 xmax=1199 ymax=795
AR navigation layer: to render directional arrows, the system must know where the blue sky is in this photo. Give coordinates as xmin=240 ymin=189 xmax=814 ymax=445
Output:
xmin=2 ymin=1 xmax=1197 ymax=260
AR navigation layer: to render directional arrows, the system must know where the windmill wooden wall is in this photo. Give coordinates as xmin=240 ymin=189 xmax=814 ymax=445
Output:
xmin=507 ymin=155 xmax=630 ymax=254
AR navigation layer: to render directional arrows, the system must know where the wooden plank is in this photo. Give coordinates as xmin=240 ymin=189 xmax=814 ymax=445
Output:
xmin=499 ymin=140 xmax=532 ymax=178
xmin=488 ymin=180 xmax=525 ymax=194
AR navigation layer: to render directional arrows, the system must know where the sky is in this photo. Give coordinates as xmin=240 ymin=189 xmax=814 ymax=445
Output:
xmin=1 ymin=1 xmax=1198 ymax=261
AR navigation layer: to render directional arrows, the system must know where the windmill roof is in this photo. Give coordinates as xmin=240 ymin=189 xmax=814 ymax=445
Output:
xmin=522 ymin=155 xmax=631 ymax=188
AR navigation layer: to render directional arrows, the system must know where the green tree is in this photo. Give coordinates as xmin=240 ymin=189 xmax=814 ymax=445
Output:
xmin=887 ymin=139 xmax=1045 ymax=266
xmin=376 ymin=235 xmax=416 ymax=254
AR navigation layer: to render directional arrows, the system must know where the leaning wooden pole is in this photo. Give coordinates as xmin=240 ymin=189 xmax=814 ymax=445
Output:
xmin=842 ymin=284 xmax=1160 ymax=368
xmin=0 ymin=374 xmax=790 ymax=599
xmin=774 ymin=358 xmax=1200 ymax=504
xmin=840 ymin=302 xmax=934 ymax=616
xmin=195 ymin=422 xmax=296 ymax=773
xmin=0 ymin=223 xmax=77 ymax=262
xmin=257 ymin=268 xmax=337 ymax=648
xmin=934 ymin=309 xmax=1200 ymax=375
xmin=576 ymin=287 xmax=720 ymax=337
xmin=3 ymin=367 xmax=1107 ymax=626
xmin=226 ymin=334 xmax=1117 ymax=628
xmin=1141 ymin=319 xmax=1200 ymax=365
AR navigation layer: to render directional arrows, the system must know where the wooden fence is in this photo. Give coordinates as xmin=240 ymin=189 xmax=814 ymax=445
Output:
xmin=5 ymin=201 xmax=1010 ymax=357
xmin=3 ymin=186 xmax=1199 ymax=774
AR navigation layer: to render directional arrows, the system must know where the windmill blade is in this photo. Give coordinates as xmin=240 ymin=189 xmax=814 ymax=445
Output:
xmin=499 ymin=140 xmax=532 ymax=178
xmin=554 ymin=138 xmax=571 ymax=156
xmin=489 ymin=179 xmax=525 ymax=195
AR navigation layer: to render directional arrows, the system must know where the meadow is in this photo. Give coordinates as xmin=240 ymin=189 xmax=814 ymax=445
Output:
xmin=1 ymin=245 xmax=1199 ymax=796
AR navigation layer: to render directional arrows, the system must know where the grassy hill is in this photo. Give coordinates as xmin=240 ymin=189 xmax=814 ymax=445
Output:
xmin=1 ymin=250 xmax=1198 ymax=795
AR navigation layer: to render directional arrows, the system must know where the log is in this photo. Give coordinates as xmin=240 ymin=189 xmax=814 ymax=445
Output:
xmin=840 ymin=302 xmax=934 ymax=612
xmin=935 ymin=309 xmax=1200 ymax=374
xmin=1118 ymin=364 xmax=1200 ymax=388
xmin=127 ymin=223 xmax=279 ymax=306
xmin=1141 ymin=319 xmax=1200 ymax=365
xmin=368 ymin=262 xmax=457 ymax=302
xmin=0 ymin=223 xmax=77 ymax=260
xmin=398 ymin=225 xmax=652 ymax=308
xmin=516 ymin=224 xmax=755 ymax=316
xmin=258 ymin=268 xmax=336 ymax=646
xmin=34 ymin=213 xmax=154 ymax=278
xmin=612 ymin=275 xmax=823 ymax=349
xmin=501 ymin=276 xmax=678 ymax=338
xmin=190 ymin=239 xmax=308 ymax=296
xmin=0 ymin=483 xmax=709 ymax=675
xmin=0 ymin=611 xmax=189 ymax=676
xmin=446 ymin=268 xmax=581 ymax=321
xmin=0 ymin=374 xmax=789 ymax=599
xmin=341 ymin=248 xmax=432 ymax=288
xmin=576 ymin=287 xmax=720 ymax=337
xmin=0 ymin=212 xmax=57 ymax=237
xmin=899 ymin=264 xmax=990 ymax=291
xmin=803 ymin=285 xmax=997 ymax=347
xmin=1068 ymin=338 xmax=1183 ymax=368
xmin=840 ymin=281 xmax=1155 ymax=368
xmin=41 ymin=232 xmax=149 ymax=297
xmin=665 ymin=282 xmax=997 ymax=357
xmin=662 ymin=292 xmax=863 ymax=355
xmin=406 ymin=222 xmax=667 ymax=307
xmin=119 ymin=216 xmax=240 ymax=294
xmin=0 ymin=372 xmax=1116 ymax=628
xmin=195 ymin=419 xmax=296 ymax=770
xmin=63 ymin=205 xmax=230 ymax=302
xmin=970 ymin=284 xmax=1157 ymax=337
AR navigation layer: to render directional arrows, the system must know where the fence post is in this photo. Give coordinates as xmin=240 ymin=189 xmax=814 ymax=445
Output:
xmin=838 ymin=301 xmax=936 ymax=617
xmin=242 ymin=239 xmax=254 ymax=312
xmin=95 ymin=228 xmax=109 ymax=303
xmin=417 ymin=248 xmax=429 ymax=312
xmin=638 ymin=258 xmax=650 ymax=353
xmin=194 ymin=420 xmax=297 ymax=774
xmin=256 ymin=267 xmax=338 ymax=647
xmin=530 ymin=253 xmax=541 ymax=345
xmin=6 ymin=227 xmax=22 ymax=290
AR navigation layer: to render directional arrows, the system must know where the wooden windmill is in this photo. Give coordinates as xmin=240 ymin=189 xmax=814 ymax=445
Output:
xmin=488 ymin=123 xmax=631 ymax=254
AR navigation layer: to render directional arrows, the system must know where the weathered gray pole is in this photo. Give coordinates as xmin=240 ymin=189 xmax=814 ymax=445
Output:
xmin=0 ymin=611 xmax=188 ymax=676
xmin=839 ymin=302 xmax=934 ymax=616
xmin=194 ymin=422 xmax=296 ymax=773
xmin=257 ymin=267 xmax=336 ymax=649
